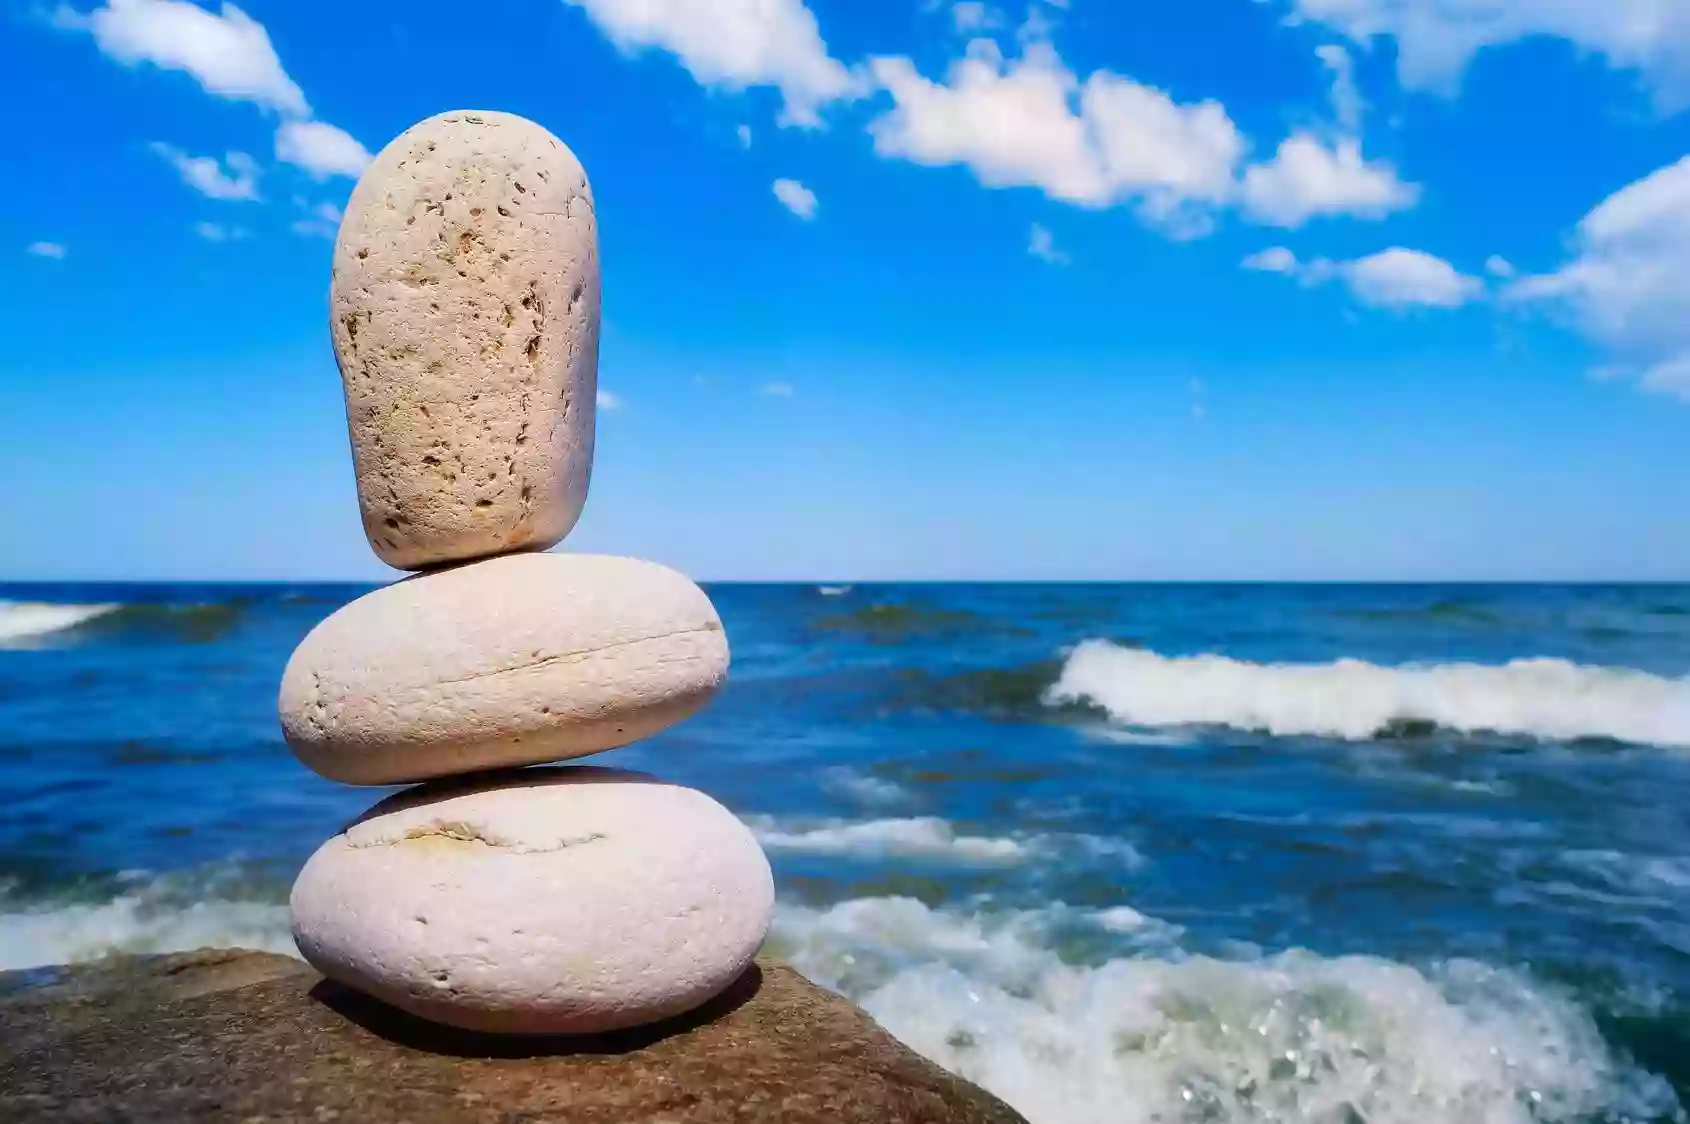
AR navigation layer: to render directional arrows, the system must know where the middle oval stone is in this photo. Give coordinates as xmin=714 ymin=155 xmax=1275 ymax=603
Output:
xmin=279 ymin=552 xmax=728 ymax=785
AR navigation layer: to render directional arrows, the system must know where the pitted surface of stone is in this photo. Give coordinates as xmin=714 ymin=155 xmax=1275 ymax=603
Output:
xmin=331 ymin=109 xmax=599 ymax=570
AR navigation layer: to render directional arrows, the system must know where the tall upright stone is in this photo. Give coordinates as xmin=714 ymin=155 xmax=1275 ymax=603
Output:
xmin=331 ymin=110 xmax=600 ymax=571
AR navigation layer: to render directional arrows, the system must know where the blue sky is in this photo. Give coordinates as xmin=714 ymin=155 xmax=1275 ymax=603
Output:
xmin=2 ymin=0 xmax=1687 ymax=581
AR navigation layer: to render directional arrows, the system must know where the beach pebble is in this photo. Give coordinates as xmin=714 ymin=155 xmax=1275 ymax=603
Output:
xmin=278 ymin=553 xmax=727 ymax=785
xmin=331 ymin=109 xmax=599 ymax=571
xmin=290 ymin=768 xmax=774 ymax=1035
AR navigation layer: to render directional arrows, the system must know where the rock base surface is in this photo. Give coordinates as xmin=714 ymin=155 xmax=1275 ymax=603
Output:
xmin=0 ymin=949 xmax=1027 ymax=1124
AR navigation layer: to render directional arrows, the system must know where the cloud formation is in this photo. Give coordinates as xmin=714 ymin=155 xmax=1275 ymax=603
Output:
xmin=1508 ymin=154 xmax=1690 ymax=401
xmin=1316 ymin=43 xmax=1364 ymax=132
xmin=773 ymin=177 xmax=819 ymax=219
xmin=556 ymin=0 xmax=1416 ymax=238
xmin=1246 ymin=245 xmax=1485 ymax=309
xmin=950 ymin=2 xmax=1005 ymax=34
xmin=149 ymin=143 xmax=260 ymax=200
xmin=275 ymin=120 xmax=371 ymax=180
xmin=866 ymin=32 xmax=1413 ymax=237
xmin=563 ymin=0 xmax=855 ymax=126
xmin=1282 ymin=0 xmax=1690 ymax=109
xmin=26 ymin=242 xmax=67 ymax=260
xmin=868 ymin=40 xmax=1246 ymax=235
xmin=60 ymin=1 xmax=372 ymax=196
xmin=1028 ymin=221 xmax=1069 ymax=263
xmin=1241 ymin=134 xmax=1417 ymax=228
xmin=55 ymin=0 xmax=307 ymax=114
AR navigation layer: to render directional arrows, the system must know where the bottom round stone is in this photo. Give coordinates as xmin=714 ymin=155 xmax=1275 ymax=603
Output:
xmin=289 ymin=767 xmax=774 ymax=1035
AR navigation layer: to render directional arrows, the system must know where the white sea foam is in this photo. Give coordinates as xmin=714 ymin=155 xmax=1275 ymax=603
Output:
xmin=821 ymin=766 xmax=915 ymax=810
xmin=751 ymin=816 xmax=1029 ymax=862
xmin=0 ymin=887 xmax=296 ymax=971
xmin=0 ymin=600 xmax=120 ymax=644
xmin=1049 ymin=641 xmax=1690 ymax=747
xmin=749 ymin=816 xmax=1143 ymax=866
xmin=1093 ymin=904 xmax=1181 ymax=938
xmin=772 ymin=896 xmax=1682 ymax=1124
xmin=2 ymin=880 xmax=1678 ymax=1124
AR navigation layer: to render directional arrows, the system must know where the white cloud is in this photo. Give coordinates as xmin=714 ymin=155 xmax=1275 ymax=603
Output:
xmin=1343 ymin=247 xmax=1484 ymax=308
xmin=868 ymin=40 xmax=1243 ymax=235
xmin=951 ymin=2 xmax=1004 ymax=33
xmin=1485 ymin=254 xmax=1516 ymax=278
xmin=1246 ymin=245 xmax=1484 ymax=309
xmin=563 ymin=0 xmax=855 ymax=126
xmin=1315 ymin=43 xmax=1364 ymax=132
xmin=737 ymin=123 xmax=753 ymax=148
xmin=149 ymin=143 xmax=259 ymax=200
xmin=60 ymin=1 xmax=374 ymax=199
xmin=773 ymin=177 xmax=819 ymax=219
xmin=56 ymin=0 xmax=308 ymax=115
xmin=26 ymin=242 xmax=67 ymax=260
xmin=1028 ymin=221 xmax=1069 ymax=264
xmin=1240 ymin=134 xmax=1418 ymax=228
xmin=761 ymin=381 xmax=796 ymax=397
xmin=868 ymin=43 xmax=1101 ymax=203
xmin=1241 ymin=245 xmax=1300 ymax=274
xmin=597 ymin=389 xmax=624 ymax=410
xmin=1282 ymin=0 xmax=1690 ymax=109
xmin=275 ymin=120 xmax=371 ymax=180
xmin=1640 ymin=356 xmax=1690 ymax=399
xmin=1508 ymin=153 xmax=1690 ymax=401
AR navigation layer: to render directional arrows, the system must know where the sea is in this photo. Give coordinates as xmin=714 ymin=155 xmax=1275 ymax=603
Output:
xmin=3 ymin=580 xmax=1690 ymax=1124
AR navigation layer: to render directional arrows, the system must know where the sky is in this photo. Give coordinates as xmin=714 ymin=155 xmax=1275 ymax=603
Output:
xmin=1 ymin=0 xmax=1688 ymax=582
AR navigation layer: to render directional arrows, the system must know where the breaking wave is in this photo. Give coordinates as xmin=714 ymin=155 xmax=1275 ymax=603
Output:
xmin=1048 ymin=641 xmax=1690 ymax=748
xmin=2 ymin=876 xmax=1682 ymax=1124
xmin=821 ymin=766 xmax=915 ymax=810
xmin=772 ymin=896 xmax=1684 ymax=1124
xmin=0 ymin=876 xmax=295 ymax=971
xmin=0 ymin=600 xmax=121 ymax=644
xmin=748 ymin=815 xmax=1144 ymax=867
xmin=0 ymin=600 xmax=248 ymax=646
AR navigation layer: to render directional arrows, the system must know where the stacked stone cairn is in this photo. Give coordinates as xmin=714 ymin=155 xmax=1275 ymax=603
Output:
xmin=278 ymin=110 xmax=773 ymax=1036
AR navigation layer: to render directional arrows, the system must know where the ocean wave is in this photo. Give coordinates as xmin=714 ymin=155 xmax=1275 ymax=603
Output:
xmin=0 ymin=600 xmax=121 ymax=644
xmin=0 ymin=880 xmax=295 ymax=971
xmin=0 ymin=600 xmax=246 ymax=646
xmin=748 ymin=816 xmax=1144 ymax=867
xmin=821 ymin=766 xmax=915 ymax=810
xmin=773 ymin=896 xmax=1683 ymax=1124
xmin=1048 ymin=641 xmax=1690 ymax=748
xmin=2 ymin=879 xmax=1680 ymax=1124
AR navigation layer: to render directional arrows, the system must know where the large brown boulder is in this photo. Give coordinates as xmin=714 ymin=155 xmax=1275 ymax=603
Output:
xmin=0 ymin=949 xmax=1027 ymax=1124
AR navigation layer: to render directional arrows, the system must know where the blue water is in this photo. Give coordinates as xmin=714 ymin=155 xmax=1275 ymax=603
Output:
xmin=4 ymin=581 xmax=1690 ymax=1124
